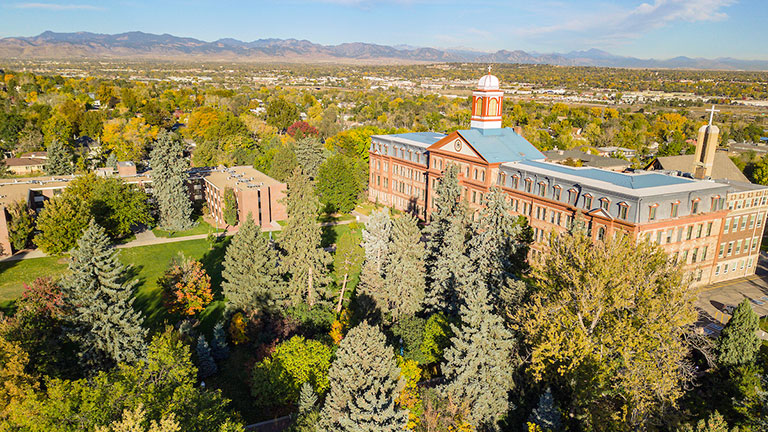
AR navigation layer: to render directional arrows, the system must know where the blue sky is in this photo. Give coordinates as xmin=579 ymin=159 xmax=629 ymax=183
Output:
xmin=0 ymin=0 xmax=765 ymax=59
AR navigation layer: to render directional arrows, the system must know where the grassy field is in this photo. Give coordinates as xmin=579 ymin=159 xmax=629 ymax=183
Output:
xmin=0 ymin=238 xmax=229 ymax=330
xmin=152 ymin=215 xmax=215 ymax=238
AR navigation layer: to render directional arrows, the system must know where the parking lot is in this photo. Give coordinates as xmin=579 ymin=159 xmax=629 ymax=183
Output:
xmin=697 ymin=254 xmax=768 ymax=339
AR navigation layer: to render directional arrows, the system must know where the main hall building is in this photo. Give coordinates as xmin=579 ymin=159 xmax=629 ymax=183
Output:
xmin=368 ymin=72 xmax=768 ymax=287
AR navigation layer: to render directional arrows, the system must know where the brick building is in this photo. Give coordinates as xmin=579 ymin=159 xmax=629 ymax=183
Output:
xmin=368 ymin=73 xmax=768 ymax=287
xmin=201 ymin=166 xmax=286 ymax=228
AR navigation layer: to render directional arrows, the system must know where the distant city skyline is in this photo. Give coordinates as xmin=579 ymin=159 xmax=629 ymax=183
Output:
xmin=1 ymin=0 xmax=765 ymax=60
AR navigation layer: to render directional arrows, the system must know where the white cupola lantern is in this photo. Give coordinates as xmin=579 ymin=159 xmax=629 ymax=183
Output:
xmin=470 ymin=66 xmax=504 ymax=130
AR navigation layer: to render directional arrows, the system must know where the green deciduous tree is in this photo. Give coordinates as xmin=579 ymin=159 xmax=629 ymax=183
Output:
xmin=333 ymin=231 xmax=364 ymax=313
xmin=316 ymin=154 xmax=362 ymax=213
xmin=149 ymin=131 xmax=193 ymax=231
xmin=519 ymin=232 xmax=698 ymax=430
xmin=221 ymin=215 xmax=283 ymax=314
xmin=279 ymin=168 xmax=331 ymax=308
xmin=62 ymin=220 xmax=147 ymax=369
xmin=716 ymin=298 xmax=761 ymax=368
xmin=34 ymin=195 xmax=91 ymax=255
xmin=251 ymin=335 xmax=333 ymax=407
xmin=268 ymin=143 xmax=298 ymax=183
xmin=442 ymin=282 xmax=517 ymax=431
xmin=7 ymin=200 xmax=34 ymax=252
xmin=96 ymin=405 xmax=180 ymax=432
xmin=319 ymin=321 xmax=408 ymax=431
xmin=678 ymin=411 xmax=734 ymax=432
xmin=265 ymin=98 xmax=300 ymax=132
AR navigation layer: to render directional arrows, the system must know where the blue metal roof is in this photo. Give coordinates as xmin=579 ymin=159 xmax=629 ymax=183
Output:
xmin=518 ymin=160 xmax=693 ymax=189
xmin=386 ymin=132 xmax=446 ymax=146
xmin=458 ymin=128 xmax=545 ymax=163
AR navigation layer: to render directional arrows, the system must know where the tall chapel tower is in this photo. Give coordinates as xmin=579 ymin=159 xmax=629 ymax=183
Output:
xmin=693 ymin=105 xmax=720 ymax=179
xmin=470 ymin=67 xmax=503 ymax=130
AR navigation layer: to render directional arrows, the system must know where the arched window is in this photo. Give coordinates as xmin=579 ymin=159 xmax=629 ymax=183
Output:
xmin=597 ymin=227 xmax=606 ymax=242
xmin=474 ymin=97 xmax=483 ymax=116
xmin=488 ymin=98 xmax=498 ymax=116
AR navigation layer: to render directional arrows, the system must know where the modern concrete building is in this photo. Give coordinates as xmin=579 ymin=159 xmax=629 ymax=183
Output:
xmin=368 ymin=72 xmax=768 ymax=287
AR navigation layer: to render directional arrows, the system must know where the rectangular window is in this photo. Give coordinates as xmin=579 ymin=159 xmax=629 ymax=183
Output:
xmin=727 ymin=242 xmax=734 ymax=255
xmin=749 ymin=214 xmax=756 ymax=229
xmin=525 ymin=181 xmax=532 ymax=193
xmin=719 ymin=243 xmax=725 ymax=258
xmin=619 ymin=205 xmax=628 ymax=220
xmin=649 ymin=206 xmax=657 ymax=221
xmin=724 ymin=218 xmax=731 ymax=234
xmin=656 ymin=231 xmax=662 ymax=244
xmin=671 ymin=202 xmax=679 ymax=217
xmin=554 ymin=188 xmax=561 ymax=201
xmin=752 ymin=237 xmax=759 ymax=252
xmin=691 ymin=248 xmax=698 ymax=263
xmin=748 ymin=258 xmax=754 ymax=268
xmin=741 ymin=217 xmax=747 ymax=230
xmin=681 ymin=250 xmax=688 ymax=263
xmin=585 ymin=196 xmax=593 ymax=209
xmin=701 ymin=246 xmax=708 ymax=262
xmin=736 ymin=239 xmax=742 ymax=254
xmin=724 ymin=263 xmax=729 ymax=274
xmin=715 ymin=265 xmax=720 ymax=276
xmin=601 ymin=199 xmax=609 ymax=211
xmin=686 ymin=226 xmax=693 ymax=240
xmin=666 ymin=229 xmax=673 ymax=243
xmin=706 ymin=222 xmax=713 ymax=236
xmin=692 ymin=200 xmax=699 ymax=214
xmin=758 ymin=213 xmax=764 ymax=228
xmin=732 ymin=217 xmax=739 ymax=231
xmin=696 ymin=224 xmax=703 ymax=238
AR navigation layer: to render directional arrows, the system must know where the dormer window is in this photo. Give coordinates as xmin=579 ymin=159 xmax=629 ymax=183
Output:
xmin=538 ymin=182 xmax=547 ymax=197
xmin=553 ymin=185 xmax=562 ymax=201
xmin=583 ymin=193 xmax=593 ymax=209
xmin=512 ymin=175 xmax=520 ymax=189
xmin=524 ymin=178 xmax=533 ymax=193
xmin=599 ymin=197 xmax=610 ymax=211
xmin=671 ymin=201 xmax=680 ymax=218
xmin=618 ymin=202 xmax=629 ymax=219
xmin=568 ymin=188 xmax=578 ymax=205
xmin=649 ymin=203 xmax=659 ymax=221
xmin=691 ymin=198 xmax=700 ymax=214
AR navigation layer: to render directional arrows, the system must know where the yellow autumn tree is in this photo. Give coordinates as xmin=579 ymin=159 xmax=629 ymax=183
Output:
xmin=102 ymin=117 xmax=158 ymax=162
xmin=517 ymin=231 xmax=698 ymax=430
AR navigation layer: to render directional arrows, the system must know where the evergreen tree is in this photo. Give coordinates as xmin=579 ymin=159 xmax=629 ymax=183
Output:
xmin=319 ymin=321 xmax=408 ymax=431
xmin=529 ymin=388 xmax=562 ymax=432
xmin=210 ymin=322 xmax=230 ymax=361
xmin=377 ymin=214 xmax=426 ymax=322
xmin=221 ymin=215 xmax=282 ymax=313
xmin=106 ymin=152 xmax=118 ymax=170
xmin=222 ymin=188 xmax=238 ymax=226
xmin=423 ymin=164 xmax=473 ymax=315
xmin=62 ymin=219 xmax=147 ymax=369
xmin=279 ymin=168 xmax=331 ymax=308
xmin=268 ymin=143 xmax=298 ymax=182
xmin=361 ymin=208 xmax=391 ymax=274
xmin=468 ymin=187 xmax=531 ymax=300
xmin=442 ymin=283 xmax=517 ymax=431
xmin=717 ymin=298 xmax=761 ymax=368
xmin=294 ymin=137 xmax=325 ymax=178
xmin=289 ymin=383 xmax=320 ymax=432
xmin=316 ymin=154 xmax=361 ymax=213
xmin=196 ymin=335 xmax=218 ymax=379
xmin=149 ymin=131 xmax=194 ymax=231
xmin=45 ymin=139 xmax=73 ymax=175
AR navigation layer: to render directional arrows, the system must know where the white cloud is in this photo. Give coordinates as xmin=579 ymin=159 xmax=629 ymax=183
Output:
xmin=515 ymin=0 xmax=737 ymax=41
xmin=9 ymin=2 xmax=103 ymax=10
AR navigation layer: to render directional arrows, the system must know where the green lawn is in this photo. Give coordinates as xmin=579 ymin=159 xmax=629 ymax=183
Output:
xmin=152 ymin=215 xmax=215 ymax=238
xmin=0 ymin=238 xmax=230 ymax=331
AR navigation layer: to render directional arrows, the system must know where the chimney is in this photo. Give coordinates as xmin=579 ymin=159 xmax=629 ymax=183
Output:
xmin=692 ymin=124 xmax=719 ymax=179
xmin=513 ymin=125 xmax=523 ymax=136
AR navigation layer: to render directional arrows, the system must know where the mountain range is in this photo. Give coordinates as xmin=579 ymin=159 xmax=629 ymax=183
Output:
xmin=1 ymin=31 xmax=767 ymax=70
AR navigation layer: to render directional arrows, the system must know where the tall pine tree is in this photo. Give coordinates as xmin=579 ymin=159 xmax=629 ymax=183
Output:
xmin=468 ymin=187 xmax=532 ymax=305
xmin=442 ymin=282 xmax=517 ymax=431
xmin=716 ymin=298 xmax=761 ymax=368
xmin=294 ymin=137 xmax=325 ymax=179
xmin=221 ymin=215 xmax=283 ymax=314
xmin=423 ymin=164 xmax=473 ymax=315
xmin=149 ymin=131 xmax=193 ymax=231
xmin=319 ymin=321 xmax=408 ymax=431
xmin=361 ymin=208 xmax=391 ymax=274
xmin=62 ymin=219 xmax=147 ymax=369
xmin=279 ymin=167 xmax=331 ymax=308
xmin=376 ymin=214 xmax=426 ymax=322
xmin=45 ymin=139 xmax=73 ymax=175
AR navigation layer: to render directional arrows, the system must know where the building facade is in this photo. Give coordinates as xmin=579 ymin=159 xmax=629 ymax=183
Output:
xmin=368 ymin=72 xmax=768 ymax=287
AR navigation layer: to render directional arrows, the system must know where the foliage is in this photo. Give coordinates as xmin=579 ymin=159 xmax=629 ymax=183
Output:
xmin=319 ymin=321 xmax=408 ymax=431
xmin=2 ymin=328 xmax=240 ymax=432
xmin=442 ymin=282 xmax=517 ymax=431
xmin=159 ymin=254 xmax=213 ymax=316
xmin=45 ymin=139 xmax=73 ymax=175
xmin=265 ymin=98 xmax=300 ymax=132
xmin=294 ymin=137 xmax=326 ymax=178
xmin=424 ymin=164 xmax=472 ymax=316
xmin=518 ymin=231 xmax=698 ymax=429
xmin=288 ymin=383 xmax=321 ymax=432
xmin=7 ymin=200 xmax=34 ymax=252
xmin=528 ymin=388 xmax=562 ymax=432
xmin=149 ymin=131 xmax=194 ymax=231
xmin=196 ymin=335 xmax=218 ymax=379
xmin=677 ymin=411 xmax=734 ymax=432
xmin=95 ymin=404 xmax=180 ymax=432
xmin=251 ymin=335 xmax=333 ymax=407
xmin=286 ymin=121 xmax=319 ymax=139
xmin=316 ymin=153 xmax=363 ymax=213
xmin=420 ymin=312 xmax=454 ymax=365
xmin=34 ymin=195 xmax=90 ymax=255
xmin=390 ymin=316 xmax=427 ymax=365
xmin=396 ymin=356 xmax=423 ymax=430
xmin=325 ymin=126 xmax=386 ymax=161
xmin=267 ymin=143 xmax=298 ymax=182
xmin=102 ymin=117 xmax=159 ymax=162
xmin=221 ymin=215 xmax=283 ymax=314
xmin=223 ymin=188 xmax=238 ymax=226
xmin=211 ymin=322 xmax=230 ymax=361
xmin=279 ymin=168 xmax=331 ymax=308
xmin=62 ymin=220 xmax=147 ymax=369
xmin=716 ymin=298 xmax=761 ymax=368
xmin=228 ymin=312 xmax=249 ymax=345
xmin=0 ymin=335 xmax=38 ymax=419
xmin=361 ymin=208 xmax=391 ymax=274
